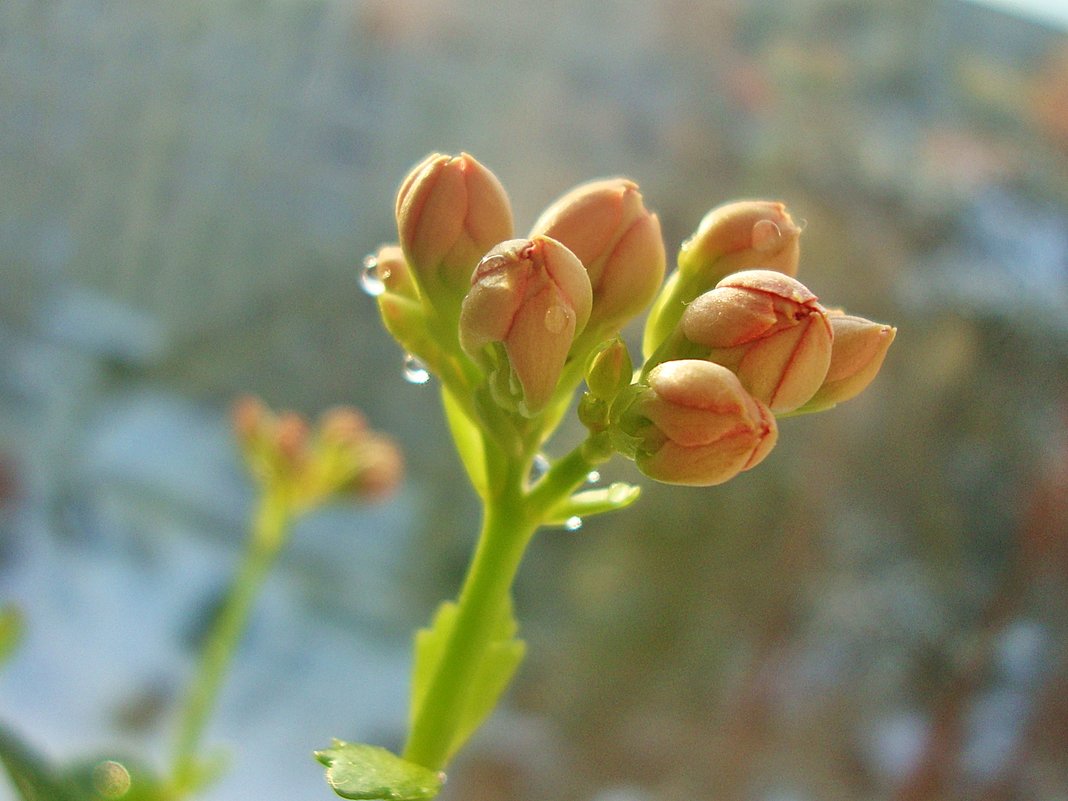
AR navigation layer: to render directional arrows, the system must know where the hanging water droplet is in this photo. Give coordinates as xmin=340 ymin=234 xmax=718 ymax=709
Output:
xmin=402 ymin=354 xmax=430 ymax=384
xmin=528 ymin=452 xmax=550 ymax=482
xmin=543 ymin=304 xmax=570 ymax=334
xmin=564 ymin=515 xmax=583 ymax=531
xmin=359 ymin=253 xmax=386 ymax=296
xmin=586 ymin=470 xmax=601 ymax=484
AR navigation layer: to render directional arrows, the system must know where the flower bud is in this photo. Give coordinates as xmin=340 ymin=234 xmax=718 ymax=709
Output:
xmin=531 ymin=178 xmax=666 ymax=335
xmin=801 ymin=313 xmax=896 ymax=411
xmin=678 ymin=200 xmax=801 ymax=281
xmin=459 ymin=236 xmax=592 ymax=416
xmin=615 ymin=360 xmax=777 ymax=486
xmin=680 ymin=270 xmax=833 ymax=413
xmin=350 ymin=435 xmax=405 ymax=500
xmin=396 ymin=152 xmax=514 ymax=312
xmin=585 ymin=337 xmax=633 ymax=402
xmin=370 ymin=244 xmax=418 ymax=300
xmin=643 ymin=201 xmax=800 ymax=359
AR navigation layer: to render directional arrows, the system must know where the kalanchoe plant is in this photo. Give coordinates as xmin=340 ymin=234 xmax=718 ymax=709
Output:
xmin=323 ymin=153 xmax=896 ymax=800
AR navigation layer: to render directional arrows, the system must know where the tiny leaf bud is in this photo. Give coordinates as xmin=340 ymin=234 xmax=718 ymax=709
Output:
xmin=614 ymin=360 xmax=777 ymax=486
xmin=459 ymin=237 xmax=592 ymax=416
xmin=531 ymin=178 xmax=666 ymax=335
xmin=585 ymin=337 xmax=633 ymax=402
xmin=801 ymin=313 xmax=896 ymax=411
xmin=395 ymin=153 xmax=514 ymax=313
xmin=679 ymin=270 xmax=833 ymax=413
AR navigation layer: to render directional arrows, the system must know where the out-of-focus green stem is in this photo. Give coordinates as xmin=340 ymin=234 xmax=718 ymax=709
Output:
xmin=169 ymin=490 xmax=289 ymax=795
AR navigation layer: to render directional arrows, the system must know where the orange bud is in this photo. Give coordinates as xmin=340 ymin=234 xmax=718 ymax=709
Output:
xmin=615 ymin=360 xmax=777 ymax=486
xmin=678 ymin=200 xmax=800 ymax=282
xmin=351 ymin=435 xmax=405 ymax=500
xmin=231 ymin=395 xmax=268 ymax=448
xmin=803 ymin=313 xmax=896 ymax=410
xmin=319 ymin=406 xmax=368 ymax=444
xmin=531 ymin=178 xmax=666 ymax=333
xmin=370 ymin=244 xmax=418 ymax=300
xmin=395 ymin=153 xmax=514 ymax=311
xmin=680 ymin=270 xmax=832 ymax=413
xmin=459 ymin=236 xmax=592 ymax=416
xmin=642 ymin=200 xmax=800 ymax=358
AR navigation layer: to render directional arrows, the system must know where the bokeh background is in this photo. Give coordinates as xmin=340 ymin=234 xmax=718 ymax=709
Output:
xmin=2 ymin=0 xmax=1068 ymax=799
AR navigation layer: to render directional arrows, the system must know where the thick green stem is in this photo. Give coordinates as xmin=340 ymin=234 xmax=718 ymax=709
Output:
xmin=402 ymin=490 xmax=535 ymax=771
xmin=169 ymin=492 xmax=289 ymax=793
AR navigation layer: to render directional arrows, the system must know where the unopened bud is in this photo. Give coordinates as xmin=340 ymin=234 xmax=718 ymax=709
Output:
xmin=396 ymin=152 xmax=514 ymax=312
xmin=801 ymin=313 xmax=896 ymax=411
xmin=585 ymin=337 xmax=633 ymax=402
xmin=459 ymin=236 xmax=592 ymax=416
xmin=232 ymin=395 xmax=268 ymax=449
xmin=371 ymin=244 xmax=418 ymax=300
xmin=615 ymin=360 xmax=777 ymax=486
xmin=643 ymin=200 xmax=800 ymax=358
xmin=678 ymin=200 xmax=801 ymax=281
xmin=351 ymin=435 xmax=405 ymax=500
xmin=531 ymin=178 xmax=665 ymax=335
xmin=680 ymin=270 xmax=832 ymax=413
xmin=274 ymin=412 xmax=311 ymax=471
xmin=319 ymin=406 xmax=368 ymax=444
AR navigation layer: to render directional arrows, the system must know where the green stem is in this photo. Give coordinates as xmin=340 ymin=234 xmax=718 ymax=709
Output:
xmin=402 ymin=488 xmax=535 ymax=771
xmin=169 ymin=491 xmax=290 ymax=794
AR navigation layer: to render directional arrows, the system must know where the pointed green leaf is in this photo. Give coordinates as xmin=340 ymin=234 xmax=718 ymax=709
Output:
xmin=409 ymin=601 xmax=458 ymax=728
xmin=441 ymin=387 xmax=488 ymax=498
xmin=317 ymin=741 xmax=443 ymax=801
xmin=543 ymin=482 xmax=641 ymax=526
xmin=0 ymin=725 xmax=84 ymax=801
xmin=446 ymin=635 xmax=524 ymax=759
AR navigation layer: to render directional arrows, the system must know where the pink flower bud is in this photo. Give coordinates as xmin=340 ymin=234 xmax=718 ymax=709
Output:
xmin=395 ymin=153 xmax=514 ymax=310
xmin=803 ymin=313 xmax=896 ymax=410
xmin=370 ymin=244 xmax=418 ymax=300
xmin=678 ymin=200 xmax=801 ymax=282
xmin=459 ymin=236 xmax=593 ymax=416
xmin=531 ymin=178 xmax=666 ymax=333
xmin=617 ymin=360 xmax=777 ymax=486
xmin=351 ymin=435 xmax=405 ymax=501
xmin=680 ymin=270 xmax=833 ymax=413
xmin=642 ymin=200 xmax=800 ymax=359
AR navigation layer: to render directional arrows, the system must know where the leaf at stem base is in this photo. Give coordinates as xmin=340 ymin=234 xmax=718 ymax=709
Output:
xmin=317 ymin=741 xmax=444 ymax=801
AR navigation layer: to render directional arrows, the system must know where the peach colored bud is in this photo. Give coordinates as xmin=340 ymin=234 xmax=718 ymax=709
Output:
xmin=678 ymin=200 xmax=800 ymax=281
xmin=395 ymin=152 xmax=514 ymax=310
xmin=352 ymin=435 xmax=405 ymax=501
xmin=459 ymin=236 xmax=592 ymax=416
xmin=231 ymin=395 xmax=268 ymax=447
xmin=531 ymin=178 xmax=666 ymax=333
xmin=803 ymin=313 xmax=896 ymax=410
xmin=319 ymin=406 xmax=368 ymax=444
xmin=643 ymin=201 xmax=800 ymax=358
xmin=370 ymin=244 xmax=419 ymax=300
xmin=274 ymin=412 xmax=311 ymax=470
xmin=680 ymin=270 xmax=832 ymax=413
xmin=616 ymin=360 xmax=777 ymax=486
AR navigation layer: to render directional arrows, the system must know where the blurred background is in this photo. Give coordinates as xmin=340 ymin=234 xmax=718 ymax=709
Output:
xmin=2 ymin=0 xmax=1068 ymax=799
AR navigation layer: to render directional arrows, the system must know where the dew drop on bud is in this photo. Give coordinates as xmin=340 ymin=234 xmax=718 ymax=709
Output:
xmin=359 ymin=254 xmax=386 ymax=297
xmin=586 ymin=470 xmax=601 ymax=484
xmin=402 ymin=353 xmax=430 ymax=384
xmin=564 ymin=515 xmax=583 ymax=531
xmin=543 ymin=304 xmax=570 ymax=334
xmin=751 ymin=219 xmax=782 ymax=253
xmin=529 ymin=453 xmax=550 ymax=482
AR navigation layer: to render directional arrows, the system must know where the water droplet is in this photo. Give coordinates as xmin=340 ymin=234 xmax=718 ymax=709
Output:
xmin=751 ymin=219 xmax=782 ymax=253
xmin=359 ymin=253 xmax=386 ymax=296
xmin=528 ymin=453 xmax=550 ymax=482
xmin=564 ymin=515 xmax=583 ymax=531
xmin=92 ymin=760 xmax=131 ymax=799
xmin=403 ymin=354 xmax=430 ymax=384
xmin=544 ymin=304 xmax=570 ymax=334
xmin=586 ymin=470 xmax=601 ymax=484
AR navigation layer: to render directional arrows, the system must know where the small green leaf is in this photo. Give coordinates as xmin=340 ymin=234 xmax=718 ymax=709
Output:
xmin=447 ymin=631 xmax=524 ymax=759
xmin=0 ymin=724 xmax=84 ymax=801
xmin=0 ymin=605 xmax=24 ymax=667
xmin=316 ymin=741 xmax=444 ymax=801
xmin=441 ymin=387 xmax=488 ymax=498
xmin=409 ymin=601 xmax=459 ymax=727
xmin=543 ymin=482 xmax=641 ymax=526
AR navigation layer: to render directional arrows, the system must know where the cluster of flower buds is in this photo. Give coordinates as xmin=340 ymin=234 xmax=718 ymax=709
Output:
xmin=375 ymin=153 xmax=665 ymax=423
xmin=373 ymin=154 xmax=895 ymax=488
xmin=232 ymin=396 xmax=403 ymax=510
